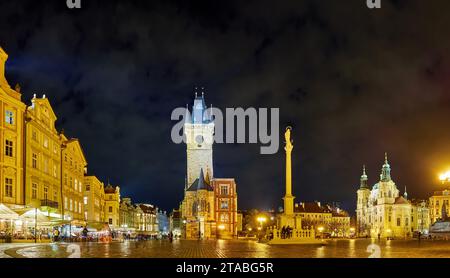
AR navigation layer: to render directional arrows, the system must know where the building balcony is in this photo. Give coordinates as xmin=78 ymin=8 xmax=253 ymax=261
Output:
xmin=41 ymin=199 xmax=59 ymax=209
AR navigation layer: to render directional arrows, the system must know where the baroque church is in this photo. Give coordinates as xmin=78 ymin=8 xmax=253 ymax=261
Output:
xmin=179 ymin=92 xmax=238 ymax=239
xmin=356 ymin=153 xmax=429 ymax=238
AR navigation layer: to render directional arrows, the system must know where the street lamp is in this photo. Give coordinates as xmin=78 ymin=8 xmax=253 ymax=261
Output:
xmin=257 ymin=216 xmax=267 ymax=228
xmin=318 ymin=226 xmax=324 ymax=239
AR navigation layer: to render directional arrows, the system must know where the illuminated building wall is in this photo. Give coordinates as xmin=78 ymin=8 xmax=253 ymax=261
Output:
xmin=0 ymin=47 xmax=26 ymax=207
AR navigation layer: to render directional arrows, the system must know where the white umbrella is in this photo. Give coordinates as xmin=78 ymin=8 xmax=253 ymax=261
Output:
xmin=0 ymin=204 xmax=19 ymax=220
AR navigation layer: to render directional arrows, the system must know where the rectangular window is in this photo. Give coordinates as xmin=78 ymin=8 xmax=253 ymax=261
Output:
xmin=84 ymin=196 xmax=88 ymax=205
xmin=5 ymin=110 xmax=14 ymax=124
xmin=43 ymin=137 xmax=49 ymax=148
xmin=53 ymin=165 xmax=57 ymax=177
xmin=109 ymin=218 xmax=113 ymax=225
xmin=86 ymin=184 xmax=90 ymax=191
xmin=32 ymin=183 xmax=38 ymax=199
xmin=5 ymin=178 xmax=13 ymax=197
xmin=5 ymin=140 xmax=13 ymax=157
xmin=79 ymin=203 xmax=82 ymax=213
xmin=32 ymin=130 xmax=38 ymax=141
xmin=43 ymin=186 xmax=48 ymax=200
xmin=64 ymin=197 xmax=68 ymax=210
xmin=70 ymin=199 xmax=73 ymax=211
xmin=74 ymin=179 xmax=78 ymax=191
xmin=109 ymin=206 xmax=113 ymax=213
xmin=74 ymin=201 xmax=77 ymax=212
xmin=64 ymin=173 xmax=67 ymax=186
xmin=220 ymin=200 xmax=229 ymax=210
xmin=220 ymin=185 xmax=229 ymax=195
xmin=397 ymin=218 xmax=401 ymax=226
xmin=79 ymin=182 xmax=82 ymax=192
xmin=32 ymin=153 xmax=38 ymax=169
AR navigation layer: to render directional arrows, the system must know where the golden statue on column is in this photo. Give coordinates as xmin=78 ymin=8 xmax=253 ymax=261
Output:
xmin=267 ymin=126 xmax=319 ymax=244
xmin=283 ymin=127 xmax=295 ymax=215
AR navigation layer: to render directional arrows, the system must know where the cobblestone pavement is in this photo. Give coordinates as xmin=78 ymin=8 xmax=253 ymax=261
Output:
xmin=3 ymin=239 xmax=450 ymax=258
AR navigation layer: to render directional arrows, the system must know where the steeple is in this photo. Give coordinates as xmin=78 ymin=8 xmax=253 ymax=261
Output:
xmin=360 ymin=165 xmax=369 ymax=189
xmin=403 ymin=186 xmax=408 ymax=199
xmin=380 ymin=152 xmax=391 ymax=182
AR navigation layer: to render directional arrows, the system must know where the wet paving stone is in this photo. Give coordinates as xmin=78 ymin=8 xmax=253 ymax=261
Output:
xmin=4 ymin=239 xmax=450 ymax=258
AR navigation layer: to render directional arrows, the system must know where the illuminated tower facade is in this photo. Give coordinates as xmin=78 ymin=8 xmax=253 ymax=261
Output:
xmin=184 ymin=92 xmax=214 ymax=187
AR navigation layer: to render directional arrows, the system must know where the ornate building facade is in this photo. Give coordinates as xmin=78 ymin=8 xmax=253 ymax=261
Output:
xmin=84 ymin=175 xmax=105 ymax=224
xmin=180 ymin=93 xmax=238 ymax=239
xmin=356 ymin=154 xmax=430 ymax=238
xmin=25 ymin=95 xmax=61 ymax=215
xmin=104 ymin=184 xmax=120 ymax=229
xmin=0 ymin=47 xmax=26 ymax=208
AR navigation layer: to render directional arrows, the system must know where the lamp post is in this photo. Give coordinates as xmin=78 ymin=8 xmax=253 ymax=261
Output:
xmin=256 ymin=216 xmax=267 ymax=239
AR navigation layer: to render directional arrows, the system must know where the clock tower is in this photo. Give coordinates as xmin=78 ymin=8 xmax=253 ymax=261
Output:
xmin=184 ymin=91 xmax=214 ymax=187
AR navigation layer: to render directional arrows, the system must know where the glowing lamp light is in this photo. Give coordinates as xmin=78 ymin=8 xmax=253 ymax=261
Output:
xmin=318 ymin=226 xmax=324 ymax=233
xmin=247 ymin=227 xmax=252 ymax=231
xmin=257 ymin=227 xmax=262 ymax=231
xmin=350 ymin=227 xmax=355 ymax=232
xmin=218 ymin=224 xmax=225 ymax=230
xmin=257 ymin=216 xmax=267 ymax=223
xmin=440 ymin=171 xmax=450 ymax=182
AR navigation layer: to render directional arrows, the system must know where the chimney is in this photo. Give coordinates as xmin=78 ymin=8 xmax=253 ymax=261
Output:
xmin=0 ymin=47 xmax=10 ymax=88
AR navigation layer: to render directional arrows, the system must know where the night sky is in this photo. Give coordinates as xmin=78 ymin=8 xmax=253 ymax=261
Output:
xmin=1 ymin=0 xmax=450 ymax=214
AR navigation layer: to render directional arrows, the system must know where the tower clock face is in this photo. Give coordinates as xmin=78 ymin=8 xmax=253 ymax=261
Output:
xmin=195 ymin=135 xmax=204 ymax=145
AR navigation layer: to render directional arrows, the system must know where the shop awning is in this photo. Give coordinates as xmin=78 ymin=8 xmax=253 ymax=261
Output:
xmin=0 ymin=204 xmax=19 ymax=220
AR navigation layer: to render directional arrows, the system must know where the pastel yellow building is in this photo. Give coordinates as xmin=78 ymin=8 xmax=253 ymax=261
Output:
xmin=104 ymin=184 xmax=120 ymax=229
xmin=61 ymin=135 xmax=87 ymax=224
xmin=0 ymin=47 xmax=26 ymax=208
xmin=84 ymin=175 xmax=105 ymax=224
xmin=429 ymin=189 xmax=450 ymax=223
xmin=24 ymin=95 xmax=61 ymax=214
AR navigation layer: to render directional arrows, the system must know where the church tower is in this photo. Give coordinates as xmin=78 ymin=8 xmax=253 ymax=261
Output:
xmin=356 ymin=165 xmax=370 ymax=236
xmin=184 ymin=89 xmax=214 ymax=187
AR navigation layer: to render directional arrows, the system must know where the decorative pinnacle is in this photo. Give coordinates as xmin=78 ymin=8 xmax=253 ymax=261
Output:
xmin=363 ymin=165 xmax=366 ymax=176
xmin=384 ymin=152 xmax=388 ymax=164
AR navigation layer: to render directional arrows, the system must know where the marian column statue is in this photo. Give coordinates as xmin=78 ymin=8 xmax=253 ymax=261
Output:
xmin=283 ymin=127 xmax=295 ymax=215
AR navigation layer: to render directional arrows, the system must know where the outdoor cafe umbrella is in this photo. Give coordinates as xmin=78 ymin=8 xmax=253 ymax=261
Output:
xmin=0 ymin=204 xmax=19 ymax=220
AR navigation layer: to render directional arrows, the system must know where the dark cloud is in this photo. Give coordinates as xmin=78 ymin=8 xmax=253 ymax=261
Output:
xmin=1 ymin=0 xmax=450 ymax=213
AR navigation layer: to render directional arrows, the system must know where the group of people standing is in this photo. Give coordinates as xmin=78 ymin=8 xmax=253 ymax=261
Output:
xmin=281 ymin=226 xmax=293 ymax=239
